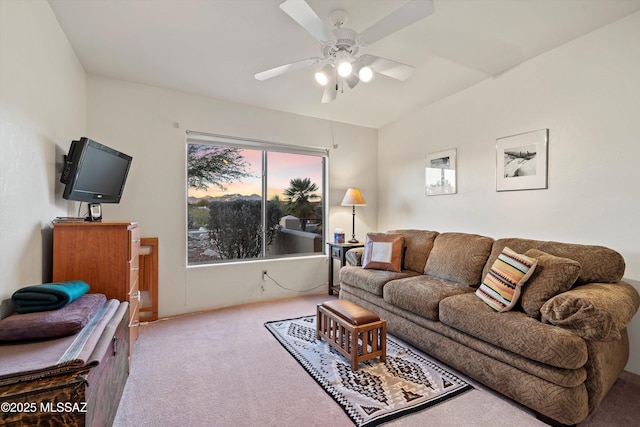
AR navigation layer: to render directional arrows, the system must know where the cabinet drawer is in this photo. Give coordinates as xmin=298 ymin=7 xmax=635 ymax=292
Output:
xmin=128 ymin=276 xmax=139 ymax=303
xmin=128 ymin=297 xmax=139 ymax=344
xmin=128 ymin=275 xmax=140 ymax=347
xmin=129 ymin=258 xmax=139 ymax=294
xmin=129 ymin=226 xmax=141 ymax=261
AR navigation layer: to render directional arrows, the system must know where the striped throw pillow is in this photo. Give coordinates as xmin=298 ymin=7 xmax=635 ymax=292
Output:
xmin=476 ymin=247 xmax=537 ymax=312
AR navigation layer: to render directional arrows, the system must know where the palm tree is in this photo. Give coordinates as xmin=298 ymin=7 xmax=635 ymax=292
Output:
xmin=283 ymin=178 xmax=320 ymax=231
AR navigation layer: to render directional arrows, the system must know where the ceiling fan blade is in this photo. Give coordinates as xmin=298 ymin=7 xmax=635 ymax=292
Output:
xmin=254 ymin=57 xmax=322 ymax=81
xmin=321 ymin=75 xmax=338 ymax=103
xmin=280 ymin=0 xmax=332 ymax=43
xmin=358 ymin=0 xmax=434 ymax=45
xmin=360 ymin=54 xmax=415 ymax=81
xmin=345 ymin=73 xmax=359 ymax=89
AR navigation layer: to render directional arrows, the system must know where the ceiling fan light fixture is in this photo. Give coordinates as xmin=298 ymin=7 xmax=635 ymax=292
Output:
xmin=335 ymin=50 xmax=353 ymax=78
xmin=314 ymin=64 xmax=332 ymax=86
xmin=315 ymin=71 xmax=328 ymax=86
xmin=337 ymin=60 xmax=352 ymax=77
xmin=358 ymin=65 xmax=374 ymax=82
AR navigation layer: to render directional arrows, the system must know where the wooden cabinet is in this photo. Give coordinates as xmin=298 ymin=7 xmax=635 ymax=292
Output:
xmin=52 ymin=222 xmax=140 ymax=358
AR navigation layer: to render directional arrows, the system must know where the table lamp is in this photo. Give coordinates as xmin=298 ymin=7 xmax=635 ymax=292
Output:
xmin=341 ymin=188 xmax=367 ymax=243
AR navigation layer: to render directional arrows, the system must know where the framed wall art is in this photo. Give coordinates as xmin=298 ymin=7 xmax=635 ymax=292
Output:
xmin=425 ymin=148 xmax=456 ymax=196
xmin=496 ymin=129 xmax=548 ymax=192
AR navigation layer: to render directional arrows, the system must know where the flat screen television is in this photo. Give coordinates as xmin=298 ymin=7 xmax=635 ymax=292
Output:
xmin=60 ymin=137 xmax=132 ymax=203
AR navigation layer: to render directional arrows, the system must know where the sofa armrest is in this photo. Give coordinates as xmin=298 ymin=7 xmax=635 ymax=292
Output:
xmin=540 ymin=281 xmax=640 ymax=341
xmin=345 ymin=247 xmax=364 ymax=266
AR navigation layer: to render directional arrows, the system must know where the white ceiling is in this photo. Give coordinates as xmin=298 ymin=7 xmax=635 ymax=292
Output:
xmin=48 ymin=0 xmax=640 ymax=129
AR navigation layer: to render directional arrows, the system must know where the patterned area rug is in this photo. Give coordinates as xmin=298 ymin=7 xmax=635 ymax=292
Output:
xmin=265 ymin=315 xmax=472 ymax=427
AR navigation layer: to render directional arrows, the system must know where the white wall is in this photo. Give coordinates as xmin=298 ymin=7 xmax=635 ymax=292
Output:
xmin=86 ymin=76 xmax=378 ymax=317
xmin=378 ymin=12 xmax=640 ymax=374
xmin=0 ymin=0 xmax=86 ymax=317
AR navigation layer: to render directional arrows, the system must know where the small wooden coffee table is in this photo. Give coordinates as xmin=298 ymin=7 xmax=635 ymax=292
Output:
xmin=316 ymin=299 xmax=387 ymax=370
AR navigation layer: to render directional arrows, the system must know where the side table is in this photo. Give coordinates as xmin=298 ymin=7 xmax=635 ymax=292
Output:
xmin=327 ymin=242 xmax=365 ymax=295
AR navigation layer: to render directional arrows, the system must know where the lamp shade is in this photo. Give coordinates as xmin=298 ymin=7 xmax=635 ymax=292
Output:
xmin=341 ymin=188 xmax=367 ymax=206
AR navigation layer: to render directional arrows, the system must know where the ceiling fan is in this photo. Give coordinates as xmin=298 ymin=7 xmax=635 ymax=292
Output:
xmin=254 ymin=0 xmax=435 ymax=103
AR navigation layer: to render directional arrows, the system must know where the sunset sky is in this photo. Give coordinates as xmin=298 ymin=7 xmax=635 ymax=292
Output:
xmin=188 ymin=149 xmax=323 ymax=200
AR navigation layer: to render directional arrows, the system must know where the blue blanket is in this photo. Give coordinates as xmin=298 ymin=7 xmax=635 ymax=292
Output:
xmin=11 ymin=281 xmax=90 ymax=314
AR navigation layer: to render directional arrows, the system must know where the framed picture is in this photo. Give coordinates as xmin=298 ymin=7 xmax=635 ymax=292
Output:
xmin=496 ymin=129 xmax=548 ymax=192
xmin=425 ymin=149 xmax=456 ymax=196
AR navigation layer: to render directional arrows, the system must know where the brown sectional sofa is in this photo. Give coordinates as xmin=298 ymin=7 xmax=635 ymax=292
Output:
xmin=338 ymin=230 xmax=640 ymax=425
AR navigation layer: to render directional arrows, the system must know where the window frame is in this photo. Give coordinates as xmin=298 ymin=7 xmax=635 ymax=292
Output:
xmin=186 ymin=131 xmax=329 ymax=265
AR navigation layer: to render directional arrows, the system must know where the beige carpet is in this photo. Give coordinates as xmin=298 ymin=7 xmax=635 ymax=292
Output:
xmin=114 ymin=294 xmax=640 ymax=427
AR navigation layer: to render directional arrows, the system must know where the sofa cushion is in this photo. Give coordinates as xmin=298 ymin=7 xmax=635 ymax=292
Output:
xmin=476 ymin=247 xmax=537 ymax=312
xmin=339 ymin=266 xmax=419 ymax=297
xmin=383 ymin=275 xmax=475 ymax=321
xmin=483 ymin=238 xmax=625 ymax=286
xmin=362 ymin=233 xmax=404 ymax=272
xmin=439 ymin=293 xmax=588 ymax=369
xmin=520 ymin=249 xmax=582 ymax=319
xmin=424 ymin=232 xmax=494 ymax=286
xmin=387 ymin=229 xmax=439 ymax=273
xmin=541 ymin=282 xmax=640 ymax=341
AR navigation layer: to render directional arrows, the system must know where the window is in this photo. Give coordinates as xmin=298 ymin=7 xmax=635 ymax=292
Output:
xmin=187 ymin=132 xmax=327 ymax=265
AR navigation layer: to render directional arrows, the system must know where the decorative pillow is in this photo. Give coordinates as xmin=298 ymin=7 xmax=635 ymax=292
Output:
xmin=387 ymin=229 xmax=439 ymax=273
xmin=362 ymin=233 xmax=405 ymax=272
xmin=520 ymin=249 xmax=581 ymax=319
xmin=541 ymin=282 xmax=640 ymax=341
xmin=424 ymin=233 xmax=494 ymax=286
xmin=476 ymin=247 xmax=537 ymax=312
